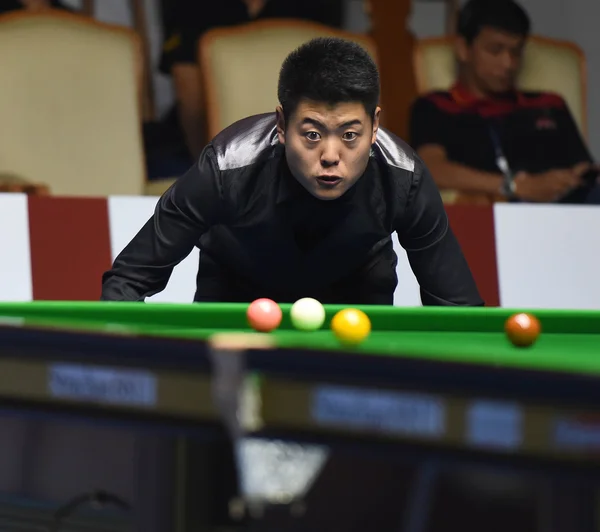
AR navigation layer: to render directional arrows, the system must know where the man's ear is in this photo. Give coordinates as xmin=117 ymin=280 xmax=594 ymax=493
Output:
xmin=371 ymin=106 xmax=381 ymax=144
xmin=276 ymin=106 xmax=286 ymax=144
xmin=455 ymin=35 xmax=469 ymax=63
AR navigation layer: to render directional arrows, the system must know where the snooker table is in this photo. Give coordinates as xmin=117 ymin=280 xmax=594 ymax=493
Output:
xmin=0 ymin=301 xmax=600 ymax=532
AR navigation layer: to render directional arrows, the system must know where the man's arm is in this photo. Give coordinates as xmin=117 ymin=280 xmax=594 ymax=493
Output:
xmin=409 ymin=97 xmax=504 ymax=195
xmin=410 ymin=97 xmax=587 ymax=201
xmin=101 ymin=146 xmax=223 ymax=301
xmin=396 ymin=158 xmax=484 ymax=306
xmin=559 ymin=97 xmax=594 ymax=166
xmin=172 ymin=64 xmax=205 ymax=160
xmin=418 ymin=145 xmax=505 ymax=195
xmin=158 ymin=2 xmax=212 ymax=159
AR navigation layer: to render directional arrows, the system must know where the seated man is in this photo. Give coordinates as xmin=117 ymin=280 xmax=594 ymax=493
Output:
xmin=409 ymin=0 xmax=599 ymax=204
xmin=156 ymin=0 xmax=344 ymax=162
xmin=101 ymin=37 xmax=482 ymax=306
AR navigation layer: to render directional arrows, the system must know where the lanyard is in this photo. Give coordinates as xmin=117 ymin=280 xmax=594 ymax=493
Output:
xmin=488 ymin=125 xmax=513 ymax=181
xmin=488 ymin=124 xmax=519 ymax=200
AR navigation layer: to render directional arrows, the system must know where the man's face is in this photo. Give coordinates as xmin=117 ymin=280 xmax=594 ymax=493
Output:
xmin=277 ymin=100 xmax=380 ymax=201
xmin=457 ymin=26 xmax=526 ymax=95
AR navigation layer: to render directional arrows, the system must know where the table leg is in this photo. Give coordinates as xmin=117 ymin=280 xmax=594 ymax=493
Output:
xmin=209 ymin=342 xmax=329 ymax=519
xmin=133 ymin=434 xmax=177 ymax=532
xmin=401 ymin=461 xmax=439 ymax=532
xmin=537 ymin=477 xmax=597 ymax=532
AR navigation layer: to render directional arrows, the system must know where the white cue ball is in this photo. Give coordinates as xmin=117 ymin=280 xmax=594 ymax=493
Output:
xmin=290 ymin=297 xmax=326 ymax=331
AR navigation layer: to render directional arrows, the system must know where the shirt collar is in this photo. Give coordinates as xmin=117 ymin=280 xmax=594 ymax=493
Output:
xmin=276 ymin=156 xmax=304 ymax=205
xmin=450 ymin=82 xmax=527 ymax=108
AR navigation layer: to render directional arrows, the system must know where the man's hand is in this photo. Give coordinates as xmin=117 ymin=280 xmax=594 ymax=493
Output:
xmin=573 ymin=161 xmax=595 ymax=179
xmin=513 ymin=166 xmax=584 ymax=202
xmin=0 ymin=173 xmax=49 ymax=195
xmin=19 ymin=0 xmax=52 ymax=10
xmin=573 ymin=161 xmax=600 ymax=184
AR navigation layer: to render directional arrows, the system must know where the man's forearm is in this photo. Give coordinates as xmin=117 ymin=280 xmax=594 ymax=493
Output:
xmin=100 ymin=270 xmax=149 ymax=301
xmin=397 ymin=160 xmax=485 ymax=307
xmin=426 ymin=160 xmax=504 ymax=195
xmin=407 ymin=226 xmax=484 ymax=307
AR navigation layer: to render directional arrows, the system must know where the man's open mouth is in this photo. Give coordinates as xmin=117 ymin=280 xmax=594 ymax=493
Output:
xmin=316 ymin=175 xmax=342 ymax=186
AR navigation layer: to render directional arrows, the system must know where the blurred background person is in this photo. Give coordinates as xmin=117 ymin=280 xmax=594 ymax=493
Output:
xmin=409 ymin=0 xmax=600 ymax=204
xmin=144 ymin=0 xmax=344 ymax=180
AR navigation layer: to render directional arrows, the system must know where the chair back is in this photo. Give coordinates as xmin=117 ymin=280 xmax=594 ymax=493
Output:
xmin=200 ymin=19 xmax=378 ymax=138
xmin=0 ymin=11 xmax=145 ymax=196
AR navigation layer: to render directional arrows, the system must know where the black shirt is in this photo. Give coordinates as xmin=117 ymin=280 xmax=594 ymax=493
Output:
xmin=159 ymin=0 xmax=344 ymax=74
xmin=410 ymin=85 xmax=592 ymax=175
xmin=101 ymin=113 xmax=483 ymax=306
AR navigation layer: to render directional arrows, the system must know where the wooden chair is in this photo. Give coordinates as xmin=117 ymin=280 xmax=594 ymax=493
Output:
xmin=413 ymin=35 xmax=587 ymax=204
xmin=0 ymin=10 xmax=147 ymax=197
xmin=199 ymin=19 xmax=378 ymax=139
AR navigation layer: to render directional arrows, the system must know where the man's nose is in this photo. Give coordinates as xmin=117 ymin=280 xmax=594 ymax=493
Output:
xmin=500 ymin=50 xmax=518 ymax=71
xmin=320 ymin=140 xmax=340 ymax=167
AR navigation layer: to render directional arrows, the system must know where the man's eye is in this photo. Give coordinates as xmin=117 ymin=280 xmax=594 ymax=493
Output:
xmin=343 ymin=132 xmax=358 ymax=141
xmin=305 ymin=131 xmax=321 ymax=141
xmin=486 ymin=46 xmax=503 ymax=55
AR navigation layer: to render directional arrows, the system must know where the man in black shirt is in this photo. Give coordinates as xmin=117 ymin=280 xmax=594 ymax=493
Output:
xmin=155 ymin=0 xmax=344 ymax=162
xmin=159 ymin=0 xmax=343 ymax=74
xmin=409 ymin=0 xmax=599 ymax=204
xmin=102 ymin=37 xmax=483 ymax=306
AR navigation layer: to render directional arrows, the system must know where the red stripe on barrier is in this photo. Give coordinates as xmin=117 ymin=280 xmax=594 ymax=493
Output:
xmin=446 ymin=205 xmax=500 ymax=307
xmin=28 ymin=196 xmax=112 ymax=301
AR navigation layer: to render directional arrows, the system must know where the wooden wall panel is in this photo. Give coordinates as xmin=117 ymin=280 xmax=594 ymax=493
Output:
xmin=368 ymin=0 xmax=417 ymax=140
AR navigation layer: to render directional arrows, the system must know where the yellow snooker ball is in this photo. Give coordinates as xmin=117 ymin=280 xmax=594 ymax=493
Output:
xmin=331 ymin=308 xmax=371 ymax=346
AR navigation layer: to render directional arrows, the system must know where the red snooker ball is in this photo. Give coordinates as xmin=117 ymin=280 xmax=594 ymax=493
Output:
xmin=505 ymin=312 xmax=541 ymax=347
xmin=247 ymin=298 xmax=282 ymax=332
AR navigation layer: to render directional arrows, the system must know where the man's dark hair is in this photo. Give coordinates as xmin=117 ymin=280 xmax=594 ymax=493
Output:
xmin=457 ymin=0 xmax=531 ymax=44
xmin=277 ymin=37 xmax=379 ymax=122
